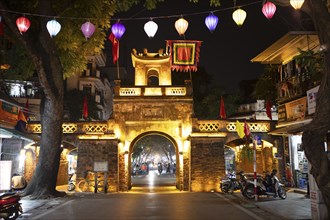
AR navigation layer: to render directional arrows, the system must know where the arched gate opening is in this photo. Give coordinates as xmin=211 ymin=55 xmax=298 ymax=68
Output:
xmin=128 ymin=132 xmax=180 ymax=192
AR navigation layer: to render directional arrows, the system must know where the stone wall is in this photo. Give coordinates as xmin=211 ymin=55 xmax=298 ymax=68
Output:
xmin=190 ymin=137 xmax=225 ymax=192
xmin=76 ymin=140 xmax=118 ymax=192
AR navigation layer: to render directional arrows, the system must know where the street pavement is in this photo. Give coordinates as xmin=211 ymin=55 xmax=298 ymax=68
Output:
xmin=15 ymin=171 xmax=311 ymax=220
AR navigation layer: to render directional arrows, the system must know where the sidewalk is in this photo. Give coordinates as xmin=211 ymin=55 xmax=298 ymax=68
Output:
xmin=229 ymin=187 xmax=311 ymax=220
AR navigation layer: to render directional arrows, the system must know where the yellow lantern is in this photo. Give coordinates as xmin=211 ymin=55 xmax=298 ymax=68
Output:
xmin=290 ymin=0 xmax=304 ymax=10
xmin=232 ymin=8 xmax=247 ymax=26
xmin=175 ymin=17 xmax=188 ymax=36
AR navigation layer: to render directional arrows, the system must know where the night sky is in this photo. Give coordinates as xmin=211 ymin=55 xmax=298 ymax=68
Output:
xmin=106 ymin=0 xmax=308 ymax=93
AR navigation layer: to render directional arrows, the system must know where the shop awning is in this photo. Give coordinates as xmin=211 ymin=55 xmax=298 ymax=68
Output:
xmin=251 ymin=31 xmax=319 ymax=65
xmin=269 ymin=121 xmax=311 ymax=136
xmin=0 ymin=127 xmax=40 ymax=142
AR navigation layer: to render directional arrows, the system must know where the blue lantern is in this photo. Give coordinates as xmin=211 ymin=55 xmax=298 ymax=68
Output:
xmin=205 ymin=12 xmax=218 ymax=33
xmin=111 ymin=22 xmax=126 ymax=40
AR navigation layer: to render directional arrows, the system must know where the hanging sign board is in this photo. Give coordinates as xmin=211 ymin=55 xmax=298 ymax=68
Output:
xmin=93 ymin=161 xmax=108 ymax=172
xmin=285 ymin=97 xmax=307 ymax=122
xmin=307 ymin=86 xmax=319 ymax=115
xmin=0 ymin=160 xmax=12 ymax=191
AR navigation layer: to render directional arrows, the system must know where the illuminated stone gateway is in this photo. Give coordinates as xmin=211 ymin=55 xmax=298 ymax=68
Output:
xmin=27 ymin=48 xmax=274 ymax=192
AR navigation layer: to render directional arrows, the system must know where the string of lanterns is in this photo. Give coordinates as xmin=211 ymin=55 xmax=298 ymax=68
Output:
xmin=11 ymin=0 xmax=304 ymax=40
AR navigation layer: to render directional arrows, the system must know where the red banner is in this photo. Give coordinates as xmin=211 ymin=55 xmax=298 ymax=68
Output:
xmin=166 ymin=40 xmax=202 ymax=72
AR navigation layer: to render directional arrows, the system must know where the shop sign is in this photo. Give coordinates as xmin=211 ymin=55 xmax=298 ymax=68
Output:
xmin=307 ymin=85 xmax=319 ymax=115
xmin=285 ymin=97 xmax=307 ymax=122
xmin=0 ymin=160 xmax=12 ymax=191
xmin=278 ymin=104 xmax=287 ymax=123
xmin=93 ymin=161 xmax=108 ymax=172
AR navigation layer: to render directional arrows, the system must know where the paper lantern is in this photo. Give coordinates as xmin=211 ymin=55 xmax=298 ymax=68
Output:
xmin=81 ymin=21 xmax=95 ymax=39
xmin=262 ymin=2 xmax=276 ymax=20
xmin=232 ymin=8 xmax=247 ymax=26
xmin=16 ymin=17 xmax=31 ymax=33
xmin=175 ymin=17 xmax=188 ymax=36
xmin=290 ymin=0 xmax=304 ymax=10
xmin=111 ymin=22 xmax=126 ymax=40
xmin=144 ymin=20 xmax=158 ymax=39
xmin=205 ymin=13 xmax=219 ymax=33
xmin=47 ymin=19 xmax=61 ymax=37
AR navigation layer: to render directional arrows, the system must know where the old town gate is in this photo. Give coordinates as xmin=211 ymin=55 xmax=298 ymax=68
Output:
xmin=27 ymin=48 xmax=271 ymax=192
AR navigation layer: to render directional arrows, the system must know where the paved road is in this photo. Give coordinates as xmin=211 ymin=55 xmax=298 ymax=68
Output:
xmin=22 ymin=192 xmax=267 ymax=220
xmin=17 ymin=170 xmax=311 ymax=220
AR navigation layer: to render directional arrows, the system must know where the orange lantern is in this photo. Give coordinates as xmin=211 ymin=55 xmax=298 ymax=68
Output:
xmin=16 ymin=17 xmax=31 ymax=33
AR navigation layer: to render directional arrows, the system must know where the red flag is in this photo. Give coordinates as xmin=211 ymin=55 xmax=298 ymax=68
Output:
xmin=220 ymin=96 xmax=226 ymax=119
xmin=244 ymin=121 xmax=250 ymax=137
xmin=266 ymin=100 xmax=272 ymax=120
xmin=83 ymin=96 xmax=88 ymax=119
xmin=108 ymin=33 xmax=119 ymax=64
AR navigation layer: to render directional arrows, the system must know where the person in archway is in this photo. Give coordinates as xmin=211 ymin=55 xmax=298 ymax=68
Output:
xmin=172 ymin=163 xmax=176 ymax=174
xmin=166 ymin=162 xmax=171 ymax=173
xmin=157 ymin=162 xmax=163 ymax=175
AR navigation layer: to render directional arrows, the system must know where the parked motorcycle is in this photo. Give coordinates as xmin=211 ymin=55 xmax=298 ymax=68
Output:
xmin=243 ymin=175 xmax=287 ymax=199
xmin=0 ymin=192 xmax=23 ymax=220
xmin=220 ymin=171 xmax=247 ymax=194
xmin=67 ymin=173 xmax=76 ymax=191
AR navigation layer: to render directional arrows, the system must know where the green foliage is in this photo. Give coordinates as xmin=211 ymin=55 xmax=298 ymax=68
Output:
xmin=293 ymin=49 xmax=323 ymax=84
xmin=240 ymin=145 xmax=253 ymax=163
xmin=0 ymin=43 xmax=35 ymax=80
xmin=254 ymin=65 xmax=277 ymax=101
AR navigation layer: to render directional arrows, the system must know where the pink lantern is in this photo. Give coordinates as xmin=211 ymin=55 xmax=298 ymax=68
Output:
xmin=262 ymin=2 xmax=276 ymax=20
xmin=16 ymin=17 xmax=31 ymax=33
xmin=81 ymin=21 xmax=95 ymax=39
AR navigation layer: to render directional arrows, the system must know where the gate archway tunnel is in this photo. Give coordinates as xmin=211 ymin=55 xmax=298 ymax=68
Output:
xmin=128 ymin=132 xmax=179 ymax=192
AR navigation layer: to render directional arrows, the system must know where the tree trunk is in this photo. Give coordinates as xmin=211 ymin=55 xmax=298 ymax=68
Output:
xmin=0 ymin=0 xmax=65 ymax=199
xmin=302 ymin=0 xmax=330 ymax=214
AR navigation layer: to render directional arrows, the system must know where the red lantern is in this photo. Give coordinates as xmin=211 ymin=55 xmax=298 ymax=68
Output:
xmin=16 ymin=17 xmax=31 ymax=33
xmin=262 ymin=2 xmax=276 ymax=20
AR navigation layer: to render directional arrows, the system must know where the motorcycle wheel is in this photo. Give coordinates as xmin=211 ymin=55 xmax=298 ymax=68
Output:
xmin=4 ymin=208 xmax=19 ymax=220
xmin=220 ymin=182 xmax=230 ymax=193
xmin=244 ymin=186 xmax=256 ymax=199
xmin=278 ymin=187 xmax=287 ymax=199
xmin=67 ymin=183 xmax=75 ymax=191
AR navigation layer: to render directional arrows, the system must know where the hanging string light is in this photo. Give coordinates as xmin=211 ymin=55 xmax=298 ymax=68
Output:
xmin=232 ymin=8 xmax=247 ymax=26
xmin=46 ymin=19 xmax=61 ymax=37
xmin=262 ymin=1 xmax=276 ymax=20
xmin=16 ymin=16 xmax=31 ymax=33
xmin=111 ymin=21 xmax=126 ymax=40
xmin=81 ymin=21 xmax=95 ymax=39
xmin=144 ymin=19 xmax=158 ymax=39
xmin=175 ymin=17 xmax=189 ymax=36
xmin=205 ymin=12 xmax=219 ymax=33
xmin=290 ymin=0 xmax=305 ymax=10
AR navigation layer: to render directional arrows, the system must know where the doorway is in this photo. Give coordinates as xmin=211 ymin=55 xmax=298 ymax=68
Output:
xmin=130 ymin=133 xmax=177 ymax=192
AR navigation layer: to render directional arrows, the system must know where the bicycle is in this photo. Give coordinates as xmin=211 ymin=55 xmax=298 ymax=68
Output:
xmin=77 ymin=171 xmax=106 ymax=193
